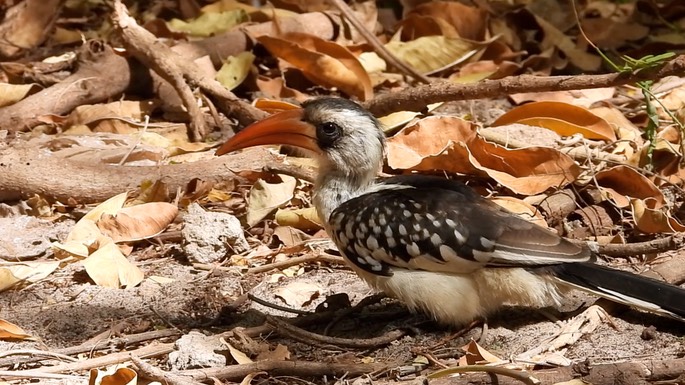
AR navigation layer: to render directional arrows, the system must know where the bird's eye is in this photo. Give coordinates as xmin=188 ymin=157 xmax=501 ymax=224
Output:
xmin=316 ymin=122 xmax=342 ymax=148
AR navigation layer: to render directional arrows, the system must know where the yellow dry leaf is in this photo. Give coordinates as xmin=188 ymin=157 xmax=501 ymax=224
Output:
xmin=82 ymin=193 xmax=128 ymax=222
xmin=0 ymin=269 xmax=20 ymax=292
xmin=275 ymin=207 xmax=323 ymax=231
xmin=385 ymin=35 xmax=481 ymax=75
xmin=0 ymin=83 xmax=41 ymax=107
xmin=247 ymin=175 xmax=297 ymax=226
xmin=168 ymin=9 xmax=248 ymax=37
xmin=82 ymin=242 xmax=144 ymax=288
xmin=216 ymin=51 xmax=255 ymax=90
xmin=0 ymin=261 xmax=60 ymax=292
xmin=460 ymin=340 xmax=504 ymax=366
xmin=222 ymin=339 xmax=254 ymax=364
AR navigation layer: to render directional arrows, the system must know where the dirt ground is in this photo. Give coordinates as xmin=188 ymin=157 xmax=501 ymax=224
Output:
xmin=2 ymin=236 xmax=684 ymax=384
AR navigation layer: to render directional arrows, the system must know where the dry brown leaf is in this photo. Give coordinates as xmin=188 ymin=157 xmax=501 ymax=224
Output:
xmin=64 ymin=101 xmax=158 ymax=134
xmin=256 ymin=75 xmax=309 ymax=102
xmin=595 ymin=166 xmax=665 ymax=208
xmin=396 ymin=14 xmax=459 ymax=40
xmin=256 ymin=344 xmax=291 ymax=361
xmin=0 ymin=319 xmax=34 ymax=341
xmin=490 ymin=196 xmax=548 ymax=228
xmin=272 ymin=226 xmax=310 ymax=247
xmin=406 ymin=1 xmax=488 ymax=41
xmin=257 ymin=35 xmax=372 ymax=100
xmin=509 ymin=88 xmax=615 ymax=108
xmin=533 ymin=14 xmax=602 ymax=71
xmin=275 ymin=207 xmax=323 ymax=231
xmin=492 ymin=101 xmax=616 ymax=141
xmin=88 ymin=367 xmax=138 ymax=385
xmin=387 ymin=117 xmax=580 ymax=195
xmin=459 ymin=340 xmax=504 ymax=366
xmin=247 ymin=175 xmax=297 ymax=226
xmin=631 ymin=198 xmax=685 ymax=234
xmin=273 ymin=281 xmax=321 ymax=307
xmin=253 ymin=98 xmax=300 ymax=113
xmin=97 ymin=202 xmax=178 ymax=242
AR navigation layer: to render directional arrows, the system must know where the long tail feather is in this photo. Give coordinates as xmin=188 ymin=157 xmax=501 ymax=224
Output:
xmin=546 ymin=262 xmax=685 ymax=321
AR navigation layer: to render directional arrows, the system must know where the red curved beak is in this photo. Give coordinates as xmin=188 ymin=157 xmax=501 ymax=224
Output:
xmin=216 ymin=108 xmax=321 ymax=156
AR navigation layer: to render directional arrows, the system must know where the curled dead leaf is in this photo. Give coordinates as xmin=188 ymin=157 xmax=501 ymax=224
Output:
xmin=492 ymin=101 xmax=616 ymax=141
xmin=595 ymin=166 xmax=664 ymax=208
xmin=97 ymin=203 xmax=178 ymax=242
xmin=257 ymin=35 xmax=372 ymax=100
xmin=387 ymin=117 xmax=580 ymax=195
xmin=0 ymin=319 xmax=34 ymax=341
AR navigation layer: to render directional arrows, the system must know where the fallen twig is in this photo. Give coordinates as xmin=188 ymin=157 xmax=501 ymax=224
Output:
xmin=428 ymin=357 xmax=685 ymax=385
xmin=192 ymin=250 xmax=345 ymax=275
xmin=179 ymin=359 xmax=384 ymax=381
xmin=131 ymin=355 xmax=205 ymax=385
xmin=266 ymin=315 xmax=405 ymax=349
xmin=0 ymin=328 xmax=181 ymax=368
xmin=0 ymin=342 xmax=173 ymax=376
xmin=249 ymin=293 xmax=312 ymax=316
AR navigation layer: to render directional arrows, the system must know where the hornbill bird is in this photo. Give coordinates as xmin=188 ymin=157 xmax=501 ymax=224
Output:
xmin=217 ymin=97 xmax=685 ymax=325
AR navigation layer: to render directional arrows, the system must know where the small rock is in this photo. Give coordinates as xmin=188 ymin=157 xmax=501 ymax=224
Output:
xmin=182 ymin=203 xmax=249 ymax=264
xmin=641 ymin=325 xmax=658 ymax=340
xmin=168 ymin=331 xmax=226 ymax=370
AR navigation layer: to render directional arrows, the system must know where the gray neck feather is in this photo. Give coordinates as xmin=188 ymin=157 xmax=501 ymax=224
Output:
xmin=313 ymin=159 xmax=379 ymax=224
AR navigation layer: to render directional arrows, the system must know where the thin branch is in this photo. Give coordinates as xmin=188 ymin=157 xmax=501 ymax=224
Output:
xmin=266 ymin=315 xmax=405 ymax=349
xmin=364 ymin=54 xmax=685 ymax=116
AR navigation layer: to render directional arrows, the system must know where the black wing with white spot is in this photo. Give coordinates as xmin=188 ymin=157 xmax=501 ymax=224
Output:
xmin=328 ymin=175 xmax=592 ymax=276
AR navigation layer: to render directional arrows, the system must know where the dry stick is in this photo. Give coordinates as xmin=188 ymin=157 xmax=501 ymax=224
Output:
xmin=0 ymin=328 xmax=181 ymax=368
xmin=0 ymin=349 xmax=78 ymax=362
xmin=266 ymin=315 xmax=406 ymax=349
xmin=328 ymin=0 xmax=431 ymax=84
xmin=1 ymin=342 xmax=173 ymax=376
xmin=192 ymin=253 xmax=345 ymax=275
xmin=131 ymin=355 xmax=205 ymax=385
xmin=428 ymin=357 xmax=685 ymax=385
xmin=0 ymin=371 xmax=87 ymax=381
xmin=248 ymin=293 xmax=312 ymax=316
xmin=429 ymin=365 xmax=540 ymax=385
xmin=569 ymin=234 xmax=685 ymax=258
xmin=111 ymin=0 xmax=206 ymax=141
xmin=179 ymin=360 xmax=383 ymax=381
xmin=363 ymin=54 xmax=685 ymax=116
